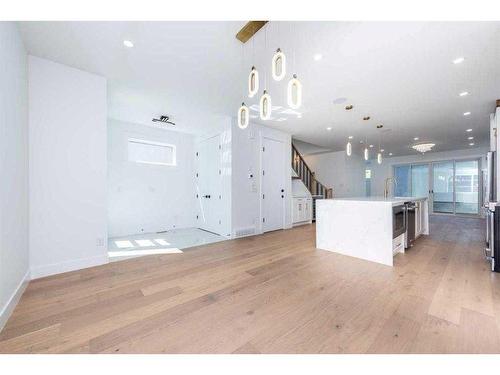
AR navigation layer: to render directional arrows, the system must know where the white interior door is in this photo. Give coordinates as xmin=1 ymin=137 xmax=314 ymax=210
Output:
xmin=261 ymin=137 xmax=285 ymax=232
xmin=197 ymin=135 xmax=222 ymax=234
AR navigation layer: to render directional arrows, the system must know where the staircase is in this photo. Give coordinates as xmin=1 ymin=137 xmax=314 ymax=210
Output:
xmin=291 ymin=143 xmax=333 ymax=199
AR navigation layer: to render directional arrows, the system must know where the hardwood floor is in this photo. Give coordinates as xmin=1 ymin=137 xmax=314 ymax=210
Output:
xmin=1 ymin=215 xmax=499 ymax=353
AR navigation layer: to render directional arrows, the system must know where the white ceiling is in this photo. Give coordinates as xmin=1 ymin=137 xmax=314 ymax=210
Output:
xmin=18 ymin=21 xmax=500 ymax=157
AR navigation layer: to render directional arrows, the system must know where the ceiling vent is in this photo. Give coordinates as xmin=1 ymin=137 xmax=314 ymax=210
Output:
xmin=152 ymin=115 xmax=175 ymax=126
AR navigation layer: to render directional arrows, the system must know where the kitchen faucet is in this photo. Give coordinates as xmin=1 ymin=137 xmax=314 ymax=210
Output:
xmin=384 ymin=177 xmax=397 ymax=198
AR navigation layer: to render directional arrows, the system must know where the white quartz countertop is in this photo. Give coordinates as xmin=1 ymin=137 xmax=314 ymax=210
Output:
xmin=324 ymin=196 xmax=428 ymax=206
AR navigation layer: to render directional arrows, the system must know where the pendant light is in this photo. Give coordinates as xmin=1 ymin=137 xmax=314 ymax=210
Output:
xmin=272 ymin=48 xmax=286 ymax=81
xmin=237 ymin=102 xmax=249 ymax=129
xmin=248 ymin=66 xmax=259 ymax=98
xmin=376 ymin=126 xmax=383 ymax=164
xmin=287 ymin=74 xmax=302 ymax=109
xmin=346 ymin=140 xmax=352 ymax=156
xmin=260 ymin=90 xmax=272 ymax=120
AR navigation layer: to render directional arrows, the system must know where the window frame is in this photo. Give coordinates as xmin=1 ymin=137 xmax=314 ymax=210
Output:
xmin=127 ymin=137 xmax=177 ymax=167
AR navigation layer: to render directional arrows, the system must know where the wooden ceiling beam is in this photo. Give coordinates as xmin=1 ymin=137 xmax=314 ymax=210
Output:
xmin=236 ymin=21 xmax=268 ymax=43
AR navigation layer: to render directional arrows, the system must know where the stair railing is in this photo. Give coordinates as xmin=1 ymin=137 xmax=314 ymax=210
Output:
xmin=291 ymin=143 xmax=333 ymax=199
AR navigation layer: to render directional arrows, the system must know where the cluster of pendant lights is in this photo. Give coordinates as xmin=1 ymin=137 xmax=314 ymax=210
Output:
xmin=238 ymin=42 xmax=302 ymax=129
xmin=345 ymin=127 xmax=384 ymax=165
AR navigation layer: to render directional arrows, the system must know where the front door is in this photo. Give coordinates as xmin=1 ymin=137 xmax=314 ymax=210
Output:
xmin=197 ymin=135 xmax=222 ymax=234
xmin=261 ymin=137 xmax=285 ymax=232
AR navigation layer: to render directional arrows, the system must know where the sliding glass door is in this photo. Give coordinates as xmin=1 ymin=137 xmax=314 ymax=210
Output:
xmin=393 ymin=164 xmax=429 ymax=198
xmin=455 ymin=160 xmax=479 ymax=214
xmin=411 ymin=164 xmax=430 ymax=198
xmin=394 ymin=159 xmax=480 ymax=216
xmin=432 ymin=161 xmax=454 ymax=213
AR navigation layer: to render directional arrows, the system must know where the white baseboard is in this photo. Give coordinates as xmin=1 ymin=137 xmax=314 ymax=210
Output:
xmin=30 ymin=254 xmax=109 ymax=280
xmin=0 ymin=270 xmax=30 ymax=332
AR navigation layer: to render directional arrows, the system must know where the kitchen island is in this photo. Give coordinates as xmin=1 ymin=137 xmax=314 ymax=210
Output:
xmin=316 ymin=197 xmax=429 ymax=266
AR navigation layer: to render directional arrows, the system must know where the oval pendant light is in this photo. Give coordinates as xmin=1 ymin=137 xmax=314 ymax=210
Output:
xmin=377 ymin=152 xmax=383 ymax=164
xmin=364 ymin=147 xmax=369 ymax=161
xmin=271 ymin=48 xmax=286 ymax=81
xmin=248 ymin=66 xmax=259 ymax=98
xmin=260 ymin=90 xmax=272 ymax=120
xmin=346 ymin=141 xmax=352 ymax=156
xmin=237 ymin=102 xmax=249 ymax=129
xmin=287 ymin=74 xmax=302 ymax=109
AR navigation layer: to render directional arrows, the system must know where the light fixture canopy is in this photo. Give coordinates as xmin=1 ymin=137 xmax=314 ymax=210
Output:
xmin=259 ymin=90 xmax=272 ymax=120
xmin=237 ymin=102 xmax=249 ymax=129
xmin=346 ymin=141 xmax=352 ymax=156
xmin=248 ymin=66 xmax=259 ymax=98
xmin=271 ymin=48 xmax=286 ymax=81
xmin=287 ymin=74 xmax=302 ymax=109
xmin=412 ymin=143 xmax=435 ymax=153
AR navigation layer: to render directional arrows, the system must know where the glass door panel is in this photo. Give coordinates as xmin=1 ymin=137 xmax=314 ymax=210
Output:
xmin=455 ymin=160 xmax=479 ymax=214
xmin=394 ymin=165 xmax=411 ymax=197
xmin=432 ymin=162 xmax=454 ymax=213
xmin=411 ymin=164 xmax=429 ymax=198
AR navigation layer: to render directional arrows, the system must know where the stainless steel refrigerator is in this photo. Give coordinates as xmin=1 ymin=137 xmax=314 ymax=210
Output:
xmin=485 ymin=151 xmax=499 ymax=272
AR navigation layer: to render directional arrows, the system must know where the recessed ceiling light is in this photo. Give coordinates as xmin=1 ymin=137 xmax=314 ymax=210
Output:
xmin=463 ymin=111 xmax=471 ymax=116
xmin=453 ymin=57 xmax=465 ymax=64
xmin=466 ymin=128 xmax=473 ymax=132
xmin=297 ymin=114 xmax=302 ymax=119
xmin=348 ymin=135 xmax=353 ymax=139
xmin=123 ymin=40 xmax=134 ymax=48
xmin=414 ymin=137 xmax=419 ymax=141
xmin=380 ymin=149 xmax=385 ymax=152
xmin=369 ymin=144 xmax=374 ymax=148
xmin=389 ymin=153 xmax=393 ymax=156
xmin=468 ymin=136 xmax=474 ymax=140
xmin=469 ymin=142 xmax=475 ymax=146
xmin=459 ymin=91 xmax=469 ymax=97
xmin=326 ymin=127 xmax=332 ymax=131
xmin=313 ymin=53 xmax=323 ymax=61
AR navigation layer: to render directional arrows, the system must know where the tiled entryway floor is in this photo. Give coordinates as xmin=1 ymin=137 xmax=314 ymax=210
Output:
xmin=108 ymin=228 xmax=226 ymax=261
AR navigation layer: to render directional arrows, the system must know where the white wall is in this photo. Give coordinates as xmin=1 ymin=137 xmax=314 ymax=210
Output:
xmin=29 ymin=56 xmax=108 ymax=279
xmin=108 ymin=119 xmax=197 ymax=237
xmin=367 ymin=147 xmax=489 ymax=197
xmin=231 ymin=121 xmax=292 ymax=237
xmin=0 ymin=23 xmax=30 ymax=329
xmin=303 ymin=150 xmax=367 ymax=198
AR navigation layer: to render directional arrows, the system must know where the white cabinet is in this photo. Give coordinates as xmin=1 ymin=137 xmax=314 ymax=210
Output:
xmin=293 ymin=197 xmax=312 ymax=225
xmin=414 ymin=200 xmax=427 ymax=238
